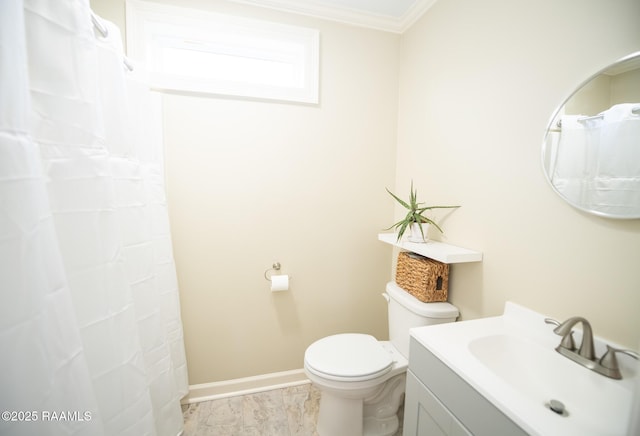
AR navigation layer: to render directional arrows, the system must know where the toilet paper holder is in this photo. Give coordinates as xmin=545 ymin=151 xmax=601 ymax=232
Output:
xmin=264 ymin=262 xmax=282 ymax=281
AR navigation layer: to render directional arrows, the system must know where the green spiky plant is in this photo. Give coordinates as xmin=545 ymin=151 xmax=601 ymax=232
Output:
xmin=385 ymin=181 xmax=460 ymax=242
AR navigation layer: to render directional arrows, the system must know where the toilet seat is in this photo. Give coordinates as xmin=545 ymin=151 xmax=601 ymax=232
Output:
xmin=304 ymin=333 xmax=394 ymax=382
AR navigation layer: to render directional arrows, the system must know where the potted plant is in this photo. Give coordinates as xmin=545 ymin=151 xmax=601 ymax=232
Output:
xmin=385 ymin=181 xmax=459 ymax=242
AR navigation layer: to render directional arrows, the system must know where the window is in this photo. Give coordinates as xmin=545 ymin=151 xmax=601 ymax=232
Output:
xmin=126 ymin=0 xmax=320 ymax=104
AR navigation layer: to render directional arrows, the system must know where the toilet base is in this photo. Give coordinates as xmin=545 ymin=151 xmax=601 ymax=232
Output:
xmin=363 ymin=373 xmax=405 ymax=436
xmin=364 ymin=415 xmax=399 ymax=436
xmin=317 ymin=391 xmax=364 ymax=436
xmin=315 ymin=373 xmax=406 ymax=436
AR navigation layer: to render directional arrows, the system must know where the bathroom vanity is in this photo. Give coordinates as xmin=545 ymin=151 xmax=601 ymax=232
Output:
xmin=402 ymin=303 xmax=637 ymax=436
xmin=403 ymin=336 xmax=526 ymax=436
xmin=378 ymin=235 xmax=637 ymax=435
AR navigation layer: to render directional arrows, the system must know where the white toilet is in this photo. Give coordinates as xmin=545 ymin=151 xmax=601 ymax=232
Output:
xmin=304 ymin=281 xmax=459 ymax=436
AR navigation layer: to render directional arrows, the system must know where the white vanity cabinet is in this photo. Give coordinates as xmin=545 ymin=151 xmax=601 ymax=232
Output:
xmin=403 ymin=336 xmax=528 ymax=436
xmin=404 ymin=371 xmax=471 ymax=436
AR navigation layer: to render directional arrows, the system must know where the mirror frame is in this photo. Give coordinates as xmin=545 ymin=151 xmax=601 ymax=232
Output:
xmin=542 ymin=51 xmax=640 ymax=219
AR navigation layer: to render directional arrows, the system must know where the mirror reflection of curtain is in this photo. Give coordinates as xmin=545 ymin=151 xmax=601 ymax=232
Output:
xmin=552 ymin=104 xmax=640 ymax=216
xmin=591 ymin=104 xmax=640 ymax=216
xmin=551 ymin=115 xmax=591 ymax=204
xmin=0 ymin=1 xmax=188 ymax=435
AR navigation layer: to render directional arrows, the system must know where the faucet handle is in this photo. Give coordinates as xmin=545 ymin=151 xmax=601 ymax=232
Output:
xmin=597 ymin=345 xmax=639 ymax=380
xmin=544 ymin=318 xmax=576 ymax=350
xmin=599 ymin=345 xmax=640 ymax=369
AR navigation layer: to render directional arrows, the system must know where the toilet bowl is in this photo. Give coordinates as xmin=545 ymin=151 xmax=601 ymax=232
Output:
xmin=305 ymin=334 xmax=408 ymax=436
xmin=304 ymin=281 xmax=459 ymax=436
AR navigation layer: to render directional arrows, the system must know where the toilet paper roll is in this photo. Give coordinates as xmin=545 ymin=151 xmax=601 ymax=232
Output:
xmin=271 ymin=275 xmax=289 ymax=292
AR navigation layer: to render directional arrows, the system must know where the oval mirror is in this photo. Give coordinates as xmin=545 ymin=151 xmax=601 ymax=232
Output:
xmin=542 ymin=52 xmax=640 ymax=219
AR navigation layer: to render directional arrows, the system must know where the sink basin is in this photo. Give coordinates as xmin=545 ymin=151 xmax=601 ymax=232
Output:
xmin=410 ymin=302 xmax=638 ymax=436
xmin=469 ymin=334 xmax=633 ymax=435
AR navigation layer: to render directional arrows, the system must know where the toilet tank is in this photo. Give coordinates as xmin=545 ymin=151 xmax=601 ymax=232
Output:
xmin=385 ymin=281 xmax=458 ymax=358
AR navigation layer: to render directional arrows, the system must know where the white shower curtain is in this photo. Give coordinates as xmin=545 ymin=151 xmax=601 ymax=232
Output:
xmin=551 ymin=104 xmax=640 ymax=216
xmin=550 ymin=114 xmax=592 ymax=203
xmin=590 ymin=104 xmax=640 ymax=216
xmin=0 ymin=1 xmax=188 ymax=435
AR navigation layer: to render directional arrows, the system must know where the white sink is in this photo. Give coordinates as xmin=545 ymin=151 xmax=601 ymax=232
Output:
xmin=410 ymin=302 xmax=639 ymax=436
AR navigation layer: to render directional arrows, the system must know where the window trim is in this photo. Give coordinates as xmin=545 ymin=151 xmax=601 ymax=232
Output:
xmin=125 ymin=0 xmax=320 ymax=104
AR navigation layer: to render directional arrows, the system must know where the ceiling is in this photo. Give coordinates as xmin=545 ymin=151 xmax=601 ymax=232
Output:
xmin=226 ymin=0 xmax=438 ymax=33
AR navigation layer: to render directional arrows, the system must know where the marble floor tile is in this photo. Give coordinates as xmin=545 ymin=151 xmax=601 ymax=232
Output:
xmin=181 ymin=383 xmax=320 ymax=436
xmin=182 ymin=382 xmax=403 ymax=436
xmin=243 ymin=389 xmax=290 ymax=435
xmin=282 ymin=384 xmax=321 ymax=436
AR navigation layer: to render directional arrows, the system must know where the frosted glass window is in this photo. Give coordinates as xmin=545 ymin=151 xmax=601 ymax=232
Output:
xmin=126 ymin=0 xmax=319 ymax=103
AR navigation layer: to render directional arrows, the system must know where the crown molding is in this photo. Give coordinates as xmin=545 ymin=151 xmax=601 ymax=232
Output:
xmin=224 ymin=0 xmax=438 ymax=33
xmin=399 ymin=0 xmax=438 ymax=32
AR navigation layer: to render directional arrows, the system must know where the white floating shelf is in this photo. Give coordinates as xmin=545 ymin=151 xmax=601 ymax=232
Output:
xmin=378 ymin=233 xmax=483 ymax=264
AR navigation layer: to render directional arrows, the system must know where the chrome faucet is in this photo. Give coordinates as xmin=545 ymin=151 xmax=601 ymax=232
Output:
xmin=544 ymin=317 xmax=639 ymax=379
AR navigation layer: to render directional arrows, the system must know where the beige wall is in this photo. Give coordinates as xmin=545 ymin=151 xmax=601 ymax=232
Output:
xmin=565 ymin=75 xmax=612 ymax=115
xmin=567 ymin=68 xmax=640 ymax=115
xmin=611 ymin=68 xmax=640 ymax=105
xmin=92 ymin=0 xmax=640 ymax=386
xmin=396 ymin=0 xmax=640 ymax=349
xmin=92 ymin=0 xmax=399 ymax=384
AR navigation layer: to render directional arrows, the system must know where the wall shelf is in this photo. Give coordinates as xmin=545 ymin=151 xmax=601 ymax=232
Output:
xmin=378 ymin=233 xmax=482 ymax=264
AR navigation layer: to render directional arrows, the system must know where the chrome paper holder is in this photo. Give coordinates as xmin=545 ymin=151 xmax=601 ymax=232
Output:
xmin=264 ymin=262 xmax=281 ymax=281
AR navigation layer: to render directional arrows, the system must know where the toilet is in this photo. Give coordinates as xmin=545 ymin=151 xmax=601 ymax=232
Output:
xmin=304 ymin=281 xmax=459 ymax=436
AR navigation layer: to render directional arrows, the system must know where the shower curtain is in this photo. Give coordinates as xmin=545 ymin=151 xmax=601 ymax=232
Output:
xmin=549 ymin=114 xmax=590 ymax=203
xmin=551 ymin=104 xmax=640 ymax=216
xmin=0 ymin=1 xmax=188 ymax=435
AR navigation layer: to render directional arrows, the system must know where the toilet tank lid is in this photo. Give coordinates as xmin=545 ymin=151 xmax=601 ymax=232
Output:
xmin=386 ymin=281 xmax=459 ymax=319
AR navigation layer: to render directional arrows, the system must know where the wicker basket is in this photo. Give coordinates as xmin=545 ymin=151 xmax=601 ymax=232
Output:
xmin=395 ymin=252 xmax=449 ymax=302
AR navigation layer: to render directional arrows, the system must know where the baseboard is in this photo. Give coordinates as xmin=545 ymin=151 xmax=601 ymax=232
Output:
xmin=181 ymin=368 xmax=310 ymax=404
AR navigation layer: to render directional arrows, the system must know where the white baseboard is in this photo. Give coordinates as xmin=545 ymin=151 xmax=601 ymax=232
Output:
xmin=181 ymin=369 xmax=310 ymax=404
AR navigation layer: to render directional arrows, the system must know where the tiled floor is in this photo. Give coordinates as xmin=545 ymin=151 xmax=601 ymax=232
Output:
xmin=181 ymin=382 xmax=404 ymax=436
xmin=181 ymin=384 xmax=321 ymax=436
